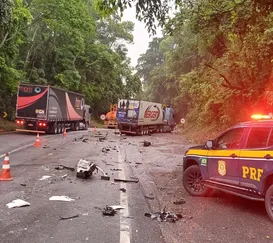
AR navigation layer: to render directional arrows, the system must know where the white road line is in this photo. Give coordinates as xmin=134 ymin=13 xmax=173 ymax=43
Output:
xmin=118 ymin=144 xmax=131 ymax=243
xmin=0 ymin=143 xmax=34 ymax=159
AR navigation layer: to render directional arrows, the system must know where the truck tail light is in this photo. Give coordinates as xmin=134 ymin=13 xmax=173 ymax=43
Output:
xmin=38 ymin=122 xmax=46 ymax=127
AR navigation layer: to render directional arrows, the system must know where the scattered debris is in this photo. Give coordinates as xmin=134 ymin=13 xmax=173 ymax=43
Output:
xmin=145 ymin=208 xmax=183 ymax=223
xmin=135 ymin=162 xmax=142 ymax=165
xmin=48 ymin=153 xmax=53 ymax=156
xmin=102 ymin=147 xmax=111 ymax=153
xmin=38 ymin=175 xmax=52 ymax=181
xmin=110 ymin=168 xmax=122 ymax=171
xmin=173 ymin=199 xmax=186 ymax=205
xmin=101 ymin=205 xmax=124 ymax=216
xmin=96 ymin=166 xmax=110 ymax=180
xmin=61 ymin=174 xmax=68 ymax=179
xmin=145 ymin=195 xmax=155 ymax=200
xmin=114 ymin=131 xmax=120 ymax=135
xmin=120 ymin=188 xmax=126 ymax=193
xmin=49 ymin=196 xmax=75 ymax=202
xmin=82 ymin=138 xmax=89 ymax=143
xmin=114 ymin=178 xmax=139 ymax=183
xmin=6 ymin=199 xmax=30 ymax=208
xmin=143 ymin=141 xmax=151 ymax=147
xmin=102 ymin=206 xmax=116 ymax=216
xmin=109 ymin=205 xmax=124 ymax=210
xmin=98 ymin=133 xmax=108 ymax=142
xmin=55 ymin=165 xmax=75 ymax=171
xmin=20 ymin=183 xmax=26 ymax=187
xmin=43 ymin=145 xmax=50 ymax=149
xmin=59 ymin=214 xmax=79 ymax=220
xmin=42 ymin=165 xmax=50 ymax=171
xmin=76 ymin=159 xmax=97 ymax=179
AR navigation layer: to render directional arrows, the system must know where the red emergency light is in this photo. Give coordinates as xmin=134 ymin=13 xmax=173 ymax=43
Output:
xmin=251 ymin=114 xmax=272 ymax=120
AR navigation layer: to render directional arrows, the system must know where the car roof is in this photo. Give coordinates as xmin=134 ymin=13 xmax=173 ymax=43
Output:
xmin=233 ymin=120 xmax=273 ymax=128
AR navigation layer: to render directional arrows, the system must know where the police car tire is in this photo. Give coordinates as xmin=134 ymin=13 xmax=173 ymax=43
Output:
xmin=265 ymin=184 xmax=273 ymax=221
xmin=183 ymin=165 xmax=211 ymax=197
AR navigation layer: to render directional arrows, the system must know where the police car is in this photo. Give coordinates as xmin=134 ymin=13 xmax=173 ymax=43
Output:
xmin=183 ymin=114 xmax=273 ymax=221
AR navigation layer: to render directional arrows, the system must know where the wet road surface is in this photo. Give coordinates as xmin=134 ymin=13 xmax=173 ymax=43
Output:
xmin=0 ymin=129 xmax=272 ymax=243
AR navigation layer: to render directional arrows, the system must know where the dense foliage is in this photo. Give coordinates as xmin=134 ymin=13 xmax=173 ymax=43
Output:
xmin=0 ymin=0 xmax=141 ymax=119
xmin=103 ymin=0 xmax=273 ymax=127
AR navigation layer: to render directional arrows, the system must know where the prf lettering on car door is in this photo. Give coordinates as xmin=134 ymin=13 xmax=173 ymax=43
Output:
xmin=242 ymin=166 xmax=263 ymax=181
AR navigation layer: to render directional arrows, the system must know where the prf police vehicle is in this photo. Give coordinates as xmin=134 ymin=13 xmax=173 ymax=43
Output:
xmin=183 ymin=114 xmax=273 ymax=221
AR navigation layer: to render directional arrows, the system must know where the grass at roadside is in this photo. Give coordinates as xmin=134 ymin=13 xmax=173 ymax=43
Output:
xmin=0 ymin=120 xmax=17 ymax=132
xmin=178 ymin=123 xmax=223 ymax=145
xmin=90 ymin=118 xmax=105 ymax=128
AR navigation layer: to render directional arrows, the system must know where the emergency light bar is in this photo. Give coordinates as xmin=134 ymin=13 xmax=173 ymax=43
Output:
xmin=251 ymin=113 xmax=273 ymax=120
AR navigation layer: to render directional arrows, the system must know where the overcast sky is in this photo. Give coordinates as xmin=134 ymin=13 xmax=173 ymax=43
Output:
xmin=121 ymin=7 xmax=162 ymax=68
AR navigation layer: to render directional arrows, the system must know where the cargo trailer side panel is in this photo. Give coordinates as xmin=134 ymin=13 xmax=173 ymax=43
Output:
xmin=16 ymin=84 xmax=49 ymax=120
xmin=137 ymin=101 xmax=164 ymax=126
xmin=48 ymin=87 xmax=85 ymax=121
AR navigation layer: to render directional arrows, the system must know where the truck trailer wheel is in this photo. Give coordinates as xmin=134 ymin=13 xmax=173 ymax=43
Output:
xmin=52 ymin=122 xmax=58 ymax=134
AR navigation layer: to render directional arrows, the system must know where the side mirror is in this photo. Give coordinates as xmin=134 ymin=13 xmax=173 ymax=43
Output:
xmin=205 ymin=140 xmax=213 ymax=149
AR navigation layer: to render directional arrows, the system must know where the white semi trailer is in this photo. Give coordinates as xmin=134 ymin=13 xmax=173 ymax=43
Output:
xmin=116 ymin=99 xmax=175 ymax=135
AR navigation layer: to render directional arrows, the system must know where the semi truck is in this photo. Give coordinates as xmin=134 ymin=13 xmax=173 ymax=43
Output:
xmin=116 ymin=99 xmax=175 ymax=135
xmin=15 ymin=83 xmax=91 ymax=134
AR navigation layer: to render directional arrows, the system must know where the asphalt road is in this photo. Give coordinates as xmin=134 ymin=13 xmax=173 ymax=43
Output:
xmin=0 ymin=130 xmax=273 ymax=243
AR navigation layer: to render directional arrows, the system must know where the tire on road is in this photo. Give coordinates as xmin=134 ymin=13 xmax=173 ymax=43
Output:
xmin=183 ymin=165 xmax=211 ymax=197
xmin=265 ymin=184 xmax=273 ymax=221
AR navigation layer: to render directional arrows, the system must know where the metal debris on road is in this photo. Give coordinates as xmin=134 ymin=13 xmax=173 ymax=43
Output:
xmin=55 ymin=165 xmax=75 ymax=171
xmin=49 ymin=196 xmax=75 ymax=202
xmin=109 ymin=205 xmax=124 ymax=210
xmin=102 ymin=206 xmax=116 ymax=216
xmin=120 ymin=188 xmax=126 ymax=192
xmin=38 ymin=175 xmax=52 ymax=181
xmin=145 ymin=207 xmax=183 ymax=223
xmin=61 ymin=174 xmax=68 ymax=179
xmin=135 ymin=162 xmax=142 ymax=165
xmin=143 ymin=141 xmax=151 ymax=147
xmin=20 ymin=183 xmax=27 ymax=186
xmin=59 ymin=214 xmax=79 ymax=220
xmin=145 ymin=195 xmax=155 ymax=200
xmin=96 ymin=166 xmax=110 ymax=180
xmin=114 ymin=178 xmax=139 ymax=183
xmin=6 ymin=199 xmax=30 ymax=208
xmin=110 ymin=168 xmax=122 ymax=171
xmin=173 ymin=199 xmax=186 ymax=205
xmin=76 ymin=159 xmax=97 ymax=179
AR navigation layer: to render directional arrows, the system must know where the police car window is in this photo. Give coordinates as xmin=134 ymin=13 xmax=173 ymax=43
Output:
xmin=215 ymin=128 xmax=244 ymax=149
xmin=246 ymin=128 xmax=271 ymax=149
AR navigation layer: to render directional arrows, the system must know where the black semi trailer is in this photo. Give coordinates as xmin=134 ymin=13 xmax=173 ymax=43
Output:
xmin=15 ymin=84 xmax=91 ymax=134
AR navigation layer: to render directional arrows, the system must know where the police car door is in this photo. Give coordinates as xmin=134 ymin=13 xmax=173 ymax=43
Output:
xmin=207 ymin=128 xmax=245 ymax=186
xmin=239 ymin=127 xmax=273 ymax=192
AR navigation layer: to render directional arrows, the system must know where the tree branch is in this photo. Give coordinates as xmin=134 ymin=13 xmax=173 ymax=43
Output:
xmin=205 ymin=63 xmax=243 ymax=90
xmin=0 ymin=32 xmax=9 ymax=49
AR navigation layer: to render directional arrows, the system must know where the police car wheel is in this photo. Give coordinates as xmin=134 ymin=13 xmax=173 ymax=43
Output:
xmin=183 ymin=165 xmax=211 ymax=197
xmin=265 ymin=184 xmax=273 ymax=221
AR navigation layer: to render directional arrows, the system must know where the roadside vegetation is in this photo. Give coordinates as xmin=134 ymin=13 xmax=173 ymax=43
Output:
xmin=2 ymin=0 xmax=273 ymax=138
xmin=0 ymin=120 xmax=17 ymax=132
xmin=99 ymin=0 xmax=273 ymax=134
xmin=0 ymin=0 xmax=142 ymax=121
